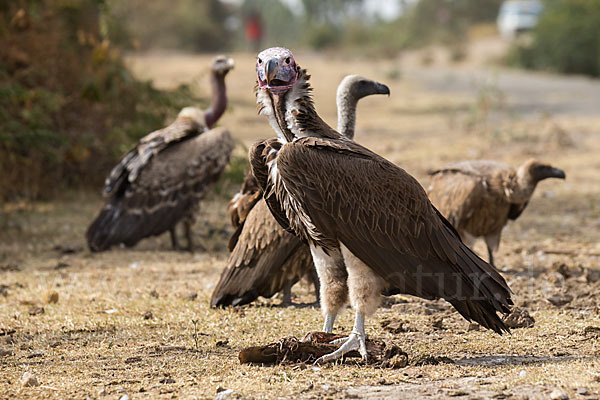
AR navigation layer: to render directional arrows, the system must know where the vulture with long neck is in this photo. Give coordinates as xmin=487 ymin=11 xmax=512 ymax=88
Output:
xmin=427 ymin=159 xmax=565 ymax=267
xmin=210 ymin=75 xmax=390 ymax=308
xmin=249 ymin=47 xmax=513 ymax=363
xmin=86 ymin=56 xmax=235 ymax=252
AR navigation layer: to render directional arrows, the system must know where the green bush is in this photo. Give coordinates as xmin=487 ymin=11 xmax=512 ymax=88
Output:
xmin=0 ymin=0 xmax=200 ymax=200
xmin=509 ymin=0 xmax=600 ymax=77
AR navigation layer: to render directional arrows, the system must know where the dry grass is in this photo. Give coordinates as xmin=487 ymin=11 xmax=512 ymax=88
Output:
xmin=1 ymin=51 xmax=600 ymax=399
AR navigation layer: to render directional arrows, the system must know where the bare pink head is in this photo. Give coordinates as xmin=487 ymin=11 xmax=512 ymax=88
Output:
xmin=256 ymin=47 xmax=298 ymax=95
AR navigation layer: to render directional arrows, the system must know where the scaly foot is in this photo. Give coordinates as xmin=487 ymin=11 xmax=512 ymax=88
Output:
xmin=314 ymin=331 xmax=367 ymax=364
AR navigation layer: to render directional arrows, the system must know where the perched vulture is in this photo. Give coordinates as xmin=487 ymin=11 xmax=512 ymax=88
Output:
xmin=86 ymin=56 xmax=235 ymax=252
xmin=427 ymin=159 xmax=565 ymax=266
xmin=211 ymin=75 xmax=390 ymax=308
xmin=249 ymin=47 xmax=513 ymax=363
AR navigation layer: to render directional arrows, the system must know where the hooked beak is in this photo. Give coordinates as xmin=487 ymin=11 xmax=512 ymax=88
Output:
xmin=550 ymin=167 xmax=566 ymax=179
xmin=375 ymin=82 xmax=390 ymax=96
xmin=265 ymin=59 xmax=278 ymax=86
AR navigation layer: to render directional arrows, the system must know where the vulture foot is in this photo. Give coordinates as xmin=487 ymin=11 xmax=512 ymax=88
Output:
xmin=314 ymin=331 xmax=368 ymax=364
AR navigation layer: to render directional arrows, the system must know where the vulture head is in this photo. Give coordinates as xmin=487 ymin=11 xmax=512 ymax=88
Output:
xmin=256 ymin=47 xmax=298 ymax=95
xmin=212 ymin=55 xmax=235 ymax=77
xmin=520 ymin=159 xmax=566 ymax=184
xmin=337 ymin=74 xmax=390 ymax=100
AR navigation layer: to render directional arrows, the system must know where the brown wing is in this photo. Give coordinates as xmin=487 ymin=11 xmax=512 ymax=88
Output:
xmin=275 ymin=137 xmax=512 ymax=333
xmin=211 ymin=199 xmax=313 ymax=307
xmin=104 ymin=116 xmax=205 ymax=198
xmin=86 ymin=127 xmax=233 ymax=251
xmin=428 ymin=165 xmax=512 ymax=237
xmin=226 ymin=172 xmax=262 ymax=250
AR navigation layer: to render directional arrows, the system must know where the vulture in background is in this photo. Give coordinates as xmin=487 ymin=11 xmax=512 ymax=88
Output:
xmin=86 ymin=56 xmax=235 ymax=252
xmin=211 ymin=75 xmax=390 ymax=308
xmin=249 ymin=47 xmax=512 ymax=363
xmin=428 ymin=159 xmax=565 ymax=267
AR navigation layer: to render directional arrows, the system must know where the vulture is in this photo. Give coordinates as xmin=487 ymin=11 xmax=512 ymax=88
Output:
xmin=211 ymin=75 xmax=390 ymax=308
xmin=250 ymin=47 xmax=513 ymax=363
xmin=427 ymin=159 xmax=565 ymax=267
xmin=86 ymin=56 xmax=235 ymax=252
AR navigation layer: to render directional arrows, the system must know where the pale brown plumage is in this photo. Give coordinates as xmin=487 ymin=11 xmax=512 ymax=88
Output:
xmin=428 ymin=159 xmax=565 ymax=266
xmin=86 ymin=56 xmax=234 ymax=251
xmin=211 ymin=75 xmax=390 ymax=308
xmin=250 ymin=48 xmax=512 ymax=363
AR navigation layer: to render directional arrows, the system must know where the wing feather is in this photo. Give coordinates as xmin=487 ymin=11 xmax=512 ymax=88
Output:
xmin=276 ymin=138 xmax=512 ymax=333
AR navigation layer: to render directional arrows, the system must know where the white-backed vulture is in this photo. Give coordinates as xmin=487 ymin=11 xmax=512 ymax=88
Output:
xmin=211 ymin=75 xmax=390 ymax=308
xmin=249 ymin=47 xmax=512 ymax=363
xmin=427 ymin=159 xmax=565 ymax=266
xmin=86 ymin=56 xmax=235 ymax=252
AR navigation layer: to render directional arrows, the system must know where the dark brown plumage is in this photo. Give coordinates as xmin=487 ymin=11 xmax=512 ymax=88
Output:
xmin=211 ymin=75 xmax=390 ymax=308
xmin=250 ymin=47 xmax=512 ymax=362
xmin=428 ymin=159 xmax=566 ymax=266
xmin=86 ymin=56 xmax=235 ymax=251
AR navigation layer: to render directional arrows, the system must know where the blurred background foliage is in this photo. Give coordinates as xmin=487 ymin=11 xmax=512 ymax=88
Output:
xmin=507 ymin=0 xmax=600 ymax=77
xmin=1 ymin=0 xmax=599 ymax=201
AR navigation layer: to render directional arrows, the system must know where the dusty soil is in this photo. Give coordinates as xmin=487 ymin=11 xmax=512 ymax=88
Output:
xmin=1 ymin=46 xmax=600 ymax=399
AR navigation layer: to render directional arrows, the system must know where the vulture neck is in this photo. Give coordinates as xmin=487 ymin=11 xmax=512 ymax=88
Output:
xmin=336 ymin=91 xmax=358 ymax=140
xmin=258 ymin=68 xmax=342 ymax=143
xmin=204 ymin=71 xmax=227 ymax=128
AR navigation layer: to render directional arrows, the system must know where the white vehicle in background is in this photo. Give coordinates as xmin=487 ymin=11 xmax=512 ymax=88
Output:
xmin=497 ymin=0 xmax=543 ymax=38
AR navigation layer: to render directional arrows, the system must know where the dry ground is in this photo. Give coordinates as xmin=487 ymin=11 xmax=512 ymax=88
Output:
xmin=1 ymin=47 xmax=600 ymax=399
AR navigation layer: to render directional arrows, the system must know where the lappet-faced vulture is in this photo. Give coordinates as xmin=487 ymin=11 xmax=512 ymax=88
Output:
xmin=249 ymin=47 xmax=513 ymax=363
xmin=211 ymin=75 xmax=390 ymax=308
xmin=86 ymin=56 xmax=235 ymax=252
xmin=428 ymin=159 xmax=565 ymax=266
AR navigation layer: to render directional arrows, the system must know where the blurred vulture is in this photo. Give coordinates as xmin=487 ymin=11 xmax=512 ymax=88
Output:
xmin=210 ymin=75 xmax=390 ymax=307
xmin=86 ymin=56 xmax=235 ymax=252
xmin=428 ymin=159 xmax=565 ymax=266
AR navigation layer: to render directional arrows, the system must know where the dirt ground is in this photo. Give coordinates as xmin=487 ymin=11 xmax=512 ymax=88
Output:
xmin=1 ymin=45 xmax=600 ymax=399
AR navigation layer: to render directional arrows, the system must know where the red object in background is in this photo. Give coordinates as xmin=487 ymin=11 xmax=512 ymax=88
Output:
xmin=245 ymin=14 xmax=262 ymax=42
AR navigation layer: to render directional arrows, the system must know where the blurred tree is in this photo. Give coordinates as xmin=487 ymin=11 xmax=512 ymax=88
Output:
xmin=510 ymin=0 xmax=600 ymax=77
xmin=106 ymin=0 xmax=231 ymax=52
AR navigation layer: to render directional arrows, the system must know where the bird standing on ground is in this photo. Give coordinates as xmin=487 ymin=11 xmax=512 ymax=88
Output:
xmin=428 ymin=159 xmax=565 ymax=267
xmin=211 ymin=75 xmax=390 ymax=308
xmin=86 ymin=56 xmax=235 ymax=252
xmin=249 ymin=47 xmax=513 ymax=363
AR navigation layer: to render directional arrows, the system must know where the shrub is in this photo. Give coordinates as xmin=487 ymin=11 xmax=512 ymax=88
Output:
xmin=509 ymin=0 xmax=600 ymax=77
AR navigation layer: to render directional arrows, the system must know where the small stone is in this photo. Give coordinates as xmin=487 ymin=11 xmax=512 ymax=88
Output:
xmin=467 ymin=323 xmax=480 ymax=332
xmin=586 ymin=268 xmax=600 ymax=283
xmin=0 ymin=348 xmax=13 ymax=357
xmin=215 ymin=388 xmax=234 ymax=400
xmin=185 ymin=292 xmax=198 ymax=301
xmin=149 ymin=290 xmax=159 ymax=299
xmin=43 ymin=290 xmax=59 ymax=304
xmin=28 ymin=306 xmax=44 ymax=316
xmin=576 ymin=388 xmax=588 ymax=395
xmin=546 ymin=294 xmax=573 ymax=307
xmin=20 ymin=371 xmax=39 ymax=387
xmin=98 ymin=387 xmax=106 ymax=396
xmin=519 ymin=370 xmax=527 ymax=378
xmin=119 ymin=395 xmax=129 ymax=400
xmin=504 ymin=307 xmax=535 ymax=328
xmin=431 ymin=317 xmax=445 ymax=330
xmin=159 ymin=378 xmax=175 ymax=384
xmin=549 ymin=389 xmax=568 ymax=400
xmin=27 ymin=350 xmax=44 ymax=358
xmin=142 ymin=311 xmax=153 ymax=320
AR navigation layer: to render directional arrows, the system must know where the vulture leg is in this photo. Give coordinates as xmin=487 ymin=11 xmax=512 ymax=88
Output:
xmin=315 ymin=244 xmax=384 ymax=364
xmin=170 ymin=227 xmax=180 ymax=250
xmin=316 ymin=312 xmax=368 ymax=364
xmin=309 ymin=245 xmax=348 ymax=334
xmin=281 ymin=281 xmax=293 ymax=306
xmin=184 ymin=220 xmax=194 ymax=252
xmin=484 ymin=232 xmax=501 ymax=268
xmin=308 ymin=266 xmax=321 ymax=305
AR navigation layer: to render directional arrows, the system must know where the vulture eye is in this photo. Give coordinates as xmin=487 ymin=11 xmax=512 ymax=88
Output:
xmin=258 ymin=58 xmax=262 ymax=64
xmin=284 ymin=57 xmax=290 ymax=64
